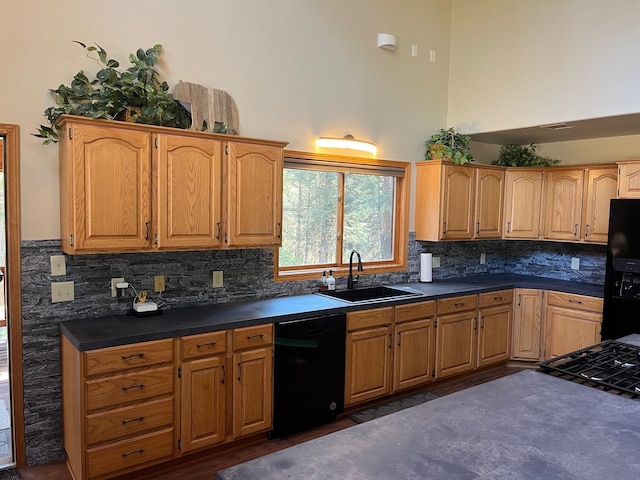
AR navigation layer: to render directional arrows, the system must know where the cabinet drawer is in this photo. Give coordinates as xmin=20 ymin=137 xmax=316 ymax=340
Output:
xmin=182 ymin=331 xmax=227 ymax=360
xmin=85 ymin=339 xmax=174 ymax=376
xmin=395 ymin=301 xmax=435 ymax=323
xmin=347 ymin=307 xmax=393 ymax=331
xmin=437 ymin=295 xmax=478 ymax=315
xmin=86 ymin=365 xmax=174 ymax=412
xmin=232 ymin=324 xmax=273 ymax=351
xmin=546 ymin=291 xmax=603 ymax=313
xmin=479 ymin=289 xmax=513 ymax=308
xmin=86 ymin=397 xmax=174 ymax=447
xmin=86 ymin=427 xmax=174 ymax=478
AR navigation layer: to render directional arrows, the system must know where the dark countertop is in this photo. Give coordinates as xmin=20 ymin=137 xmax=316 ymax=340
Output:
xmin=60 ymin=274 xmax=604 ymax=351
xmin=216 ymin=366 xmax=640 ymax=480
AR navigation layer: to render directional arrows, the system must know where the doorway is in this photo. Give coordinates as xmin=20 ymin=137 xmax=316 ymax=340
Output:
xmin=0 ymin=124 xmax=25 ymax=467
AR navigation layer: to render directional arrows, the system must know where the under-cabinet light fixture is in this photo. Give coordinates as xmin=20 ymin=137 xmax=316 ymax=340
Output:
xmin=316 ymin=135 xmax=377 ymax=155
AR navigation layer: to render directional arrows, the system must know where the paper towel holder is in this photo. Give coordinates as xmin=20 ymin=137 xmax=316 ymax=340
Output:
xmin=377 ymin=33 xmax=396 ymax=51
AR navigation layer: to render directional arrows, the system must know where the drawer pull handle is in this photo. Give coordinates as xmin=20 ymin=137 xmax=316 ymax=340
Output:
xmin=197 ymin=342 xmax=217 ymax=349
xmin=569 ymin=299 xmax=583 ymax=304
xmin=122 ymin=384 xmax=145 ymax=392
xmin=454 ymin=302 xmax=465 ymax=307
xmin=122 ymin=449 xmax=144 ymax=458
xmin=247 ymin=334 xmax=265 ymax=340
xmin=121 ymin=417 xmax=144 ymax=425
xmin=121 ymin=353 xmax=145 ymax=361
xmin=493 ymin=296 xmax=503 ymax=301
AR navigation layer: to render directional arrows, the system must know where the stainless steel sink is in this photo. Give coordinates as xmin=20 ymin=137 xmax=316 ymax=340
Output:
xmin=316 ymin=286 xmax=423 ymax=304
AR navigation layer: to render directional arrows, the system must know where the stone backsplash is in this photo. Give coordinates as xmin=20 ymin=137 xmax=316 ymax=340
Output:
xmin=19 ymin=234 xmax=606 ymax=464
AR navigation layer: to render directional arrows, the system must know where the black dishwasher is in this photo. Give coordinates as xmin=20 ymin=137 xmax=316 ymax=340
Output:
xmin=270 ymin=314 xmax=346 ymax=438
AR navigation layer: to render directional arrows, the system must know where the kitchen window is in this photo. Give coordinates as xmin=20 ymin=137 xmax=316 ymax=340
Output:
xmin=275 ymin=150 xmax=410 ymax=281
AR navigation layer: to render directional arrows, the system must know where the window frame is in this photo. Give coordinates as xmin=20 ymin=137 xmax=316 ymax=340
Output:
xmin=275 ymin=150 xmax=410 ymax=282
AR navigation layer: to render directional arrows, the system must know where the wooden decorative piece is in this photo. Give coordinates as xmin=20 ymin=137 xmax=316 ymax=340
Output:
xmin=172 ymin=81 xmax=240 ymax=135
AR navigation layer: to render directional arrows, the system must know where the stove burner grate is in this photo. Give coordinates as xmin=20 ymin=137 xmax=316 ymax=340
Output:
xmin=538 ymin=340 xmax=640 ymax=398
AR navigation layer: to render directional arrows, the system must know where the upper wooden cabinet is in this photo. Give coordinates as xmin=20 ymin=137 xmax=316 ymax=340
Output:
xmin=474 ymin=167 xmax=505 ymax=239
xmin=155 ymin=134 xmax=223 ymax=249
xmin=225 ymin=142 xmax=283 ymax=247
xmin=503 ymin=169 xmax=544 ymax=239
xmin=59 ymin=121 xmax=153 ymax=253
xmin=416 ymin=162 xmax=504 ymax=241
xmin=58 ymin=116 xmax=286 ymax=254
xmin=582 ymin=166 xmax=617 ymax=243
xmin=617 ymin=160 xmax=640 ymax=198
xmin=543 ymin=169 xmax=584 ymax=241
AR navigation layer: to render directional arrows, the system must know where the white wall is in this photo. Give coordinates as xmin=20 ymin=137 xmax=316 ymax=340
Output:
xmin=448 ymin=0 xmax=640 ymax=133
xmin=0 ymin=0 xmax=453 ymax=239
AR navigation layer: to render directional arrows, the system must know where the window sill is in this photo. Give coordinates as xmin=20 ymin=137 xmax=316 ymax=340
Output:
xmin=275 ymin=262 xmax=407 ymax=283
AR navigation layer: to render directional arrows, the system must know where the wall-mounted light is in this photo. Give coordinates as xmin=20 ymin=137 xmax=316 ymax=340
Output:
xmin=377 ymin=33 xmax=396 ymax=51
xmin=316 ymin=135 xmax=377 ymax=155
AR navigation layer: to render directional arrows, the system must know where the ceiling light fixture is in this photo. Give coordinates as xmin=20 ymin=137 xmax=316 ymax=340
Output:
xmin=316 ymin=135 xmax=377 ymax=155
xmin=377 ymin=33 xmax=397 ymax=51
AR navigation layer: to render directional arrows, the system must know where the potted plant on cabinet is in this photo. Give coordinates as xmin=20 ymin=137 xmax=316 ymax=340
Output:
xmin=424 ymin=127 xmax=474 ymax=165
xmin=34 ymin=42 xmax=191 ymax=144
xmin=495 ymin=143 xmax=560 ymax=167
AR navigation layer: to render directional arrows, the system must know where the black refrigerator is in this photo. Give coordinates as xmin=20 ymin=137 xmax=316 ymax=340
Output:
xmin=602 ymin=198 xmax=640 ymax=339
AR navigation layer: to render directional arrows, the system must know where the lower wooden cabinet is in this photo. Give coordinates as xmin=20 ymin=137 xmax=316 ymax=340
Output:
xmin=393 ymin=302 xmax=436 ymax=392
xmin=543 ymin=291 xmax=603 ymax=359
xmin=345 ymin=308 xmax=393 ymax=406
xmin=233 ymin=346 xmax=273 ymax=437
xmin=63 ymin=325 xmax=274 ymax=480
xmin=478 ymin=303 xmax=512 ymax=367
xmin=435 ymin=309 xmax=477 ymax=379
xmin=511 ymin=289 xmax=543 ymax=361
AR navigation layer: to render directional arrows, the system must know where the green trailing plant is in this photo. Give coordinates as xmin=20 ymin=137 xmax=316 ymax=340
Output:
xmin=495 ymin=143 xmax=560 ymax=167
xmin=424 ymin=127 xmax=474 ymax=165
xmin=34 ymin=42 xmax=191 ymax=144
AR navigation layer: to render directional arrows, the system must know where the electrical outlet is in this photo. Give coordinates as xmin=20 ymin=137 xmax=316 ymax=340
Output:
xmin=154 ymin=275 xmax=165 ymax=293
xmin=480 ymin=253 xmax=486 ymax=265
xmin=432 ymin=256 xmax=441 ymax=268
xmin=212 ymin=271 xmax=223 ymax=288
xmin=50 ymin=255 xmax=66 ymax=276
xmin=52 ymin=281 xmax=74 ymax=303
xmin=571 ymin=258 xmax=580 ymax=270
xmin=111 ymin=277 xmax=125 ymax=298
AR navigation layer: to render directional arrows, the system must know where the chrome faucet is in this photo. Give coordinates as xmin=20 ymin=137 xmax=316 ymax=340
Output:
xmin=347 ymin=250 xmax=363 ymax=289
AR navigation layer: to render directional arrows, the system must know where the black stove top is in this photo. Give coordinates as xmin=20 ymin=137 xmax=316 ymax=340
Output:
xmin=539 ymin=340 xmax=640 ymax=399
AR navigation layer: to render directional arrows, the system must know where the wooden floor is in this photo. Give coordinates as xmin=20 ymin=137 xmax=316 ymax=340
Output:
xmin=18 ymin=365 xmax=524 ymax=480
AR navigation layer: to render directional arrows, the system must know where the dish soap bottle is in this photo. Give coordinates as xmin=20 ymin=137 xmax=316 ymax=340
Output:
xmin=319 ymin=270 xmax=328 ymax=291
xmin=327 ymin=270 xmax=336 ymax=291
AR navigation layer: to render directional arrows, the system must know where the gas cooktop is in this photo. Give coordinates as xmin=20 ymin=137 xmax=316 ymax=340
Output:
xmin=539 ymin=340 xmax=640 ymax=399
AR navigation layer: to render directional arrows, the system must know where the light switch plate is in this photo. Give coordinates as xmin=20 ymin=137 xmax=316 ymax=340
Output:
xmin=480 ymin=253 xmax=486 ymax=265
xmin=571 ymin=258 xmax=580 ymax=270
xmin=432 ymin=256 xmax=441 ymax=268
xmin=52 ymin=281 xmax=74 ymax=303
xmin=50 ymin=255 xmax=66 ymax=276
xmin=154 ymin=275 xmax=165 ymax=293
xmin=212 ymin=271 xmax=223 ymax=288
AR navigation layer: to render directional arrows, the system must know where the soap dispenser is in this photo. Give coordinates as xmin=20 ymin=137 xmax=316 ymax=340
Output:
xmin=327 ymin=270 xmax=336 ymax=291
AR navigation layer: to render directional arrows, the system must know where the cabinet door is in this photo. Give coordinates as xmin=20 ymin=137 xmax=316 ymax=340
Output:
xmin=618 ymin=162 xmax=640 ymax=198
xmin=65 ymin=122 xmax=152 ymax=251
xmin=583 ymin=167 xmax=617 ymax=243
xmin=511 ymin=289 xmax=542 ymax=360
xmin=345 ymin=326 xmax=392 ymax=405
xmin=393 ymin=319 xmax=435 ymax=392
xmin=440 ymin=165 xmax=475 ymax=240
xmin=503 ymin=170 xmax=544 ymax=239
xmin=435 ymin=311 xmax=476 ymax=379
xmin=233 ymin=347 xmax=273 ymax=438
xmin=543 ymin=169 xmax=584 ymax=241
xmin=226 ymin=142 xmax=283 ymax=247
xmin=180 ymin=356 xmax=226 ymax=452
xmin=544 ymin=306 xmax=601 ymax=359
xmin=155 ymin=135 xmax=223 ymax=249
xmin=478 ymin=304 xmax=512 ymax=367
xmin=474 ymin=168 xmax=504 ymax=239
